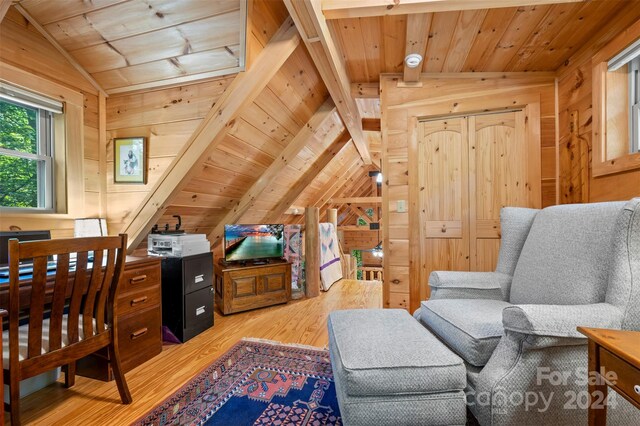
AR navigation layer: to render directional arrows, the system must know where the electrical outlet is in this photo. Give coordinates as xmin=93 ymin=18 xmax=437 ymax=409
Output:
xmin=397 ymin=200 xmax=407 ymax=213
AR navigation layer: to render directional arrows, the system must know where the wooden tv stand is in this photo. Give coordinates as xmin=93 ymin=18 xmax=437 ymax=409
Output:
xmin=214 ymin=260 xmax=291 ymax=315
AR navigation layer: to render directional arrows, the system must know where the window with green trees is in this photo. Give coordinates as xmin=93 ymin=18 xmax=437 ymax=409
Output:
xmin=0 ymin=97 xmax=55 ymax=210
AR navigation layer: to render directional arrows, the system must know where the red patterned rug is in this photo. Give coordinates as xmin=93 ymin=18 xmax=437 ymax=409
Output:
xmin=132 ymin=339 xmax=342 ymax=426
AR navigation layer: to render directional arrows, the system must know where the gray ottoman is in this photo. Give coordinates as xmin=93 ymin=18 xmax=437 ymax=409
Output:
xmin=328 ymin=309 xmax=467 ymax=426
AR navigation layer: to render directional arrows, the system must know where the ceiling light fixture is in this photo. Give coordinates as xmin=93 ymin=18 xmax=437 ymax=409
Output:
xmin=404 ymin=53 xmax=423 ymax=68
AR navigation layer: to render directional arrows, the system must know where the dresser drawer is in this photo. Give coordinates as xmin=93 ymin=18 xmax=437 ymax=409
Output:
xmin=118 ymin=283 xmax=161 ymax=318
xmin=118 ymin=306 xmax=162 ymax=372
xmin=599 ymin=347 xmax=640 ymax=406
xmin=120 ymin=262 xmax=161 ymax=294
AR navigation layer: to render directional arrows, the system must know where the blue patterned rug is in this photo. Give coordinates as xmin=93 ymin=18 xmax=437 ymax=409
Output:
xmin=133 ymin=339 xmax=342 ymax=426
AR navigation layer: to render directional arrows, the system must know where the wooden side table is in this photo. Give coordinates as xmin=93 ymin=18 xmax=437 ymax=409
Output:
xmin=0 ymin=308 xmax=7 ymax=424
xmin=577 ymin=327 xmax=640 ymax=425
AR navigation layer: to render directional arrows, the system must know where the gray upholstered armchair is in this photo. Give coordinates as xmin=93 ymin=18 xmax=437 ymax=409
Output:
xmin=414 ymin=199 xmax=640 ymax=425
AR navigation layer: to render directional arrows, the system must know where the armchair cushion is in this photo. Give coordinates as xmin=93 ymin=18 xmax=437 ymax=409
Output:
xmin=495 ymin=207 xmax=539 ymax=278
xmin=429 ymin=271 xmax=510 ymax=301
xmin=510 ymin=202 xmax=625 ymax=305
xmin=419 ymin=299 xmax=511 ymax=367
xmin=502 ymin=303 xmax=623 ymax=339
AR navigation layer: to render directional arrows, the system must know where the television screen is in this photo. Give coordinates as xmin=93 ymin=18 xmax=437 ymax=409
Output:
xmin=224 ymin=224 xmax=284 ymax=262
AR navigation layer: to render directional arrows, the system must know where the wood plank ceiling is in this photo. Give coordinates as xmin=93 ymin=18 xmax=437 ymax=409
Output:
xmin=328 ymin=0 xmax=632 ymax=82
xmin=17 ymin=0 xmax=245 ymax=94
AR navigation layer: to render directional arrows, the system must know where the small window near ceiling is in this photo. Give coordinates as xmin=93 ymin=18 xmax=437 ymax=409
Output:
xmin=0 ymin=84 xmax=62 ymax=211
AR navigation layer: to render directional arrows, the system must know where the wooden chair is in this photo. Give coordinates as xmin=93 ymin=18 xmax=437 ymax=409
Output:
xmin=4 ymin=234 xmax=132 ymax=425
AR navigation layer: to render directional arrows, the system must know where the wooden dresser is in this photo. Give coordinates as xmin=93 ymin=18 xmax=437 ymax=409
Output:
xmin=77 ymin=256 xmax=162 ymax=380
xmin=214 ymin=261 xmax=291 ymax=315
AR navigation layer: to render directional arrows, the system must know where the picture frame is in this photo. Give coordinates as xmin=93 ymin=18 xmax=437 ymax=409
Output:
xmin=114 ymin=137 xmax=147 ymax=184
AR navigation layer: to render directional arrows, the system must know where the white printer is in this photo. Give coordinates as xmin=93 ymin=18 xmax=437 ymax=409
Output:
xmin=148 ymin=233 xmax=210 ymax=257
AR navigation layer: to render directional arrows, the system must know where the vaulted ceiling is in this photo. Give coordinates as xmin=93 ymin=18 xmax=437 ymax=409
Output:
xmin=2 ymin=0 xmax=639 ymax=252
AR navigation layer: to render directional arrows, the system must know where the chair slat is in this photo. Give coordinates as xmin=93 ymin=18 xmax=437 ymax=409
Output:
xmin=67 ymin=252 xmax=88 ymax=345
xmin=27 ymin=256 xmax=48 ymax=359
xmin=82 ymin=250 xmax=104 ymax=339
xmin=18 ymin=236 xmax=122 ymax=259
xmin=95 ymin=249 xmax=116 ymax=333
xmin=48 ymin=253 xmax=69 ymax=351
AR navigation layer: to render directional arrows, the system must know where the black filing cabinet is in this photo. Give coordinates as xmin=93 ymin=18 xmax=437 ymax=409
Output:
xmin=160 ymin=252 xmax=214 ymax=342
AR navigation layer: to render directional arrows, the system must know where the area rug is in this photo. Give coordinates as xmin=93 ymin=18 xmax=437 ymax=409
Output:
xmin=132 ymin=338 xmax=342 ymax=426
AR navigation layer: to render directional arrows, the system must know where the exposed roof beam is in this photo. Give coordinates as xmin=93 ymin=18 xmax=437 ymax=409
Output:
xmin=207 ymin=98 xmax=337 ymax=247
xmin=346 ymin=204 xmax=371 ymax=224
xmin=321 ymin=0 xmax=583 ymax=19
xmin=263 ymin=129 xmax=352 ymax=223
xmin=119 ymin=17 xmax=300 ymax=252
xmin=351 ymin=82 xmax=380 ymax=98
xmin=312 ymin=157 xmax=364 ymax=208
xmin=404 ymin=13 xmax=432 ymax=82
xmin=284 ymin=0 xmax=371 ymax=165
xmin=14 ymin=4 xmax=106 ymax=96
xmin=330 ymin=196 xmax=382 ymax=204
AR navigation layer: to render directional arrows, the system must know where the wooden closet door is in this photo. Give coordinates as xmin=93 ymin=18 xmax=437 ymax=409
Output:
xmin=418 ymin=118 xmax=469 ymax=301
xmin=469 ymin=110 xmax=541 ymax=271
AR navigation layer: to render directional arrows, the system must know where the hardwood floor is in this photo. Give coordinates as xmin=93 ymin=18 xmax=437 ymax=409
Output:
xmin=14 ymin=279 xmax=382 ymax=425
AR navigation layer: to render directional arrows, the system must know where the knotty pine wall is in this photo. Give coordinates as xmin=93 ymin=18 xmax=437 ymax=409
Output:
xmin=557 ymin=11 xmax=640 ymax=203
xmin=380 ymin=74 xmax=556 ymax=311
xmin=0 ymin=8 xmax=102 ymax=237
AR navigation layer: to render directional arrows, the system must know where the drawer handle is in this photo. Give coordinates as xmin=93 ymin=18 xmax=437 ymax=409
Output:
xmin=195 ymin=274 xmax=204 ymax=283
xmin=131 ymin=328 xmax=148 ymax=339
xmin=131 ymin=296 xmax=148 ymax=306
xmin=634 ymin=384 xmax=640 ymax=395
xmin=130 ymin=275 xmax=147 ymax=284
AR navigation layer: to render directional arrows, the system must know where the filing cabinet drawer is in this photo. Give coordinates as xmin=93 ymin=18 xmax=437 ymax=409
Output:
xmin=183 ymin=253 xmax=213 ymax=294
xmin=118 ymin=306 xmax=162 ymax=373
xmin=118 ymin=284 xmax=161 ymax=317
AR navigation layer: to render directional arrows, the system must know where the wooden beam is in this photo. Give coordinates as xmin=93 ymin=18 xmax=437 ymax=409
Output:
xmin=351 ymin=82 xmax=380 ymax=98
xmin=362 ymin=118 xmax=381 ymax=132
xmin=120 ymin=17 xmax=301 ymax=252
xmin=263 ymin=130 xmax=352 ymax=223
xmin=285 ymin=0 xmax=371 ymax=165
xmin=404 ymin=13 xmax=432 ymax=82
xmin=14 ymin=4 xmax=106 ymax=97
xmin=339 ymin=226 xmax=377 ymax=232
xmin=346 ymin=204 xmax=371 ymax=224
xmin=321 ymin=0 xmax=584 ymax=19
xmin=313 ymin=158 xmax=364 ymax=208
xmin=207 ymin=98 xmax=336 ymax=246
xmin=330 ymin=197 xmax=382 ymax=204
xmin=305 ymin=207 xmax=321 ymax=298
xmin=0 ymin=0 xmax=12 ymax=22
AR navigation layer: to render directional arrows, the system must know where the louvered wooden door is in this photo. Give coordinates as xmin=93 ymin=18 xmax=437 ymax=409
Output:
xmin=418 ymin=108 xmax=540 ymax=300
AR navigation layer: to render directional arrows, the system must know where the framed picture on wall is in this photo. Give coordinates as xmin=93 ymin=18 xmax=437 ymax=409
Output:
xmin=114 ymin=137 xmax=147 ymax=184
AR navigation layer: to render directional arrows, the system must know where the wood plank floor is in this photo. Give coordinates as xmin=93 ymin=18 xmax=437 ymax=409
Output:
xmin=15 ymin=279 xmax=382 ymax=425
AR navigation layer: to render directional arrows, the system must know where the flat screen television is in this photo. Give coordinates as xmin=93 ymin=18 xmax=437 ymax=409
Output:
xmin=224 ymin=224 xmax=284 ymax=262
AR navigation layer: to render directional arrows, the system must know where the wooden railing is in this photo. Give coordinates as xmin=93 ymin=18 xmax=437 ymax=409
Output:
xmin=359 ymin=266 xmax=383 ymax=281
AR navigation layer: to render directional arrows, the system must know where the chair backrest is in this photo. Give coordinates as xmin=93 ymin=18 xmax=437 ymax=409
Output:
xmin=509 ymin=202 xmax=625 ymax=305
xmin=604 ymin=198 xmax=640 ymax=330
xmin=7 ymin=234 xmax=126 ymax=371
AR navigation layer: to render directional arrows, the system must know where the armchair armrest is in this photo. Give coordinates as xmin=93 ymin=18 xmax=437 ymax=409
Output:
xmin=429 ymin=271 xmax=510 ymax=301
xmin=502 ymin=303 xmax=624 ymax=339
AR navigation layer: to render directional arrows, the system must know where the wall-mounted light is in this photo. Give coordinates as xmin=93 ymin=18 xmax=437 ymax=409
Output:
xmin=404 ymin=53 xmax=423 ymax=69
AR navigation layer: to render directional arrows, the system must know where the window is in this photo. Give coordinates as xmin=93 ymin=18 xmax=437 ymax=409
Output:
xmin=0 ymin=84 xmax=62 ymax=211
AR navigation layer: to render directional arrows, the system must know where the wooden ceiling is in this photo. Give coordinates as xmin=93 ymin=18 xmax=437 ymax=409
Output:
xmin=16 ymin=0 xmax=245 ymax=94
xmin=328 ymin=0 xmax=632 ymax=82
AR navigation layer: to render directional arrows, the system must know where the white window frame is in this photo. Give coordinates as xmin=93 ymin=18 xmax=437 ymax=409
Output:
xmin=630 ymin=56 xmax=640 ymax=153
xmin=0 ymin=85 xmax=61 ymax=212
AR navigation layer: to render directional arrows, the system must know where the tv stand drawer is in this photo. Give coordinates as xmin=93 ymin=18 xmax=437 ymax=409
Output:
xmin=214 ymin=262 xmax=291 ymax=315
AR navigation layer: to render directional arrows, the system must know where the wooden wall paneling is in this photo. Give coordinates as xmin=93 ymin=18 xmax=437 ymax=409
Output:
xmin=305 ymin=206 xmax=320 ymax=298
xmin=207 ymin=98 xmax=336 ymax=246
xmin=321 ymin=0 xmax=583 ymax=19
xmin=118 ymin=17 xmax=300 ymax=251
xmin=382 ymin=14 xmax=407 ymax=75
xmin=403 ymin=13 xmax=431 ymax=82
xmin=556 ymin=5 xmax=640 ymax=203
xmin=460 ymin=8 xmax=515 ymax=72
xmin=264 ymin=131 xmax=352 ymax=223
xmin=0 ymin=1 xmax=12 ymax=22
xmin=284 ymin=0 xmax=372 ymax=164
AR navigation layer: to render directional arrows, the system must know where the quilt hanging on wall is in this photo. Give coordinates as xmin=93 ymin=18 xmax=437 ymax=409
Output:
xmin=284 ymin=224 xmax=303 ymax=292
xmin=319 ymin=223 xmax=342 ymax=291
